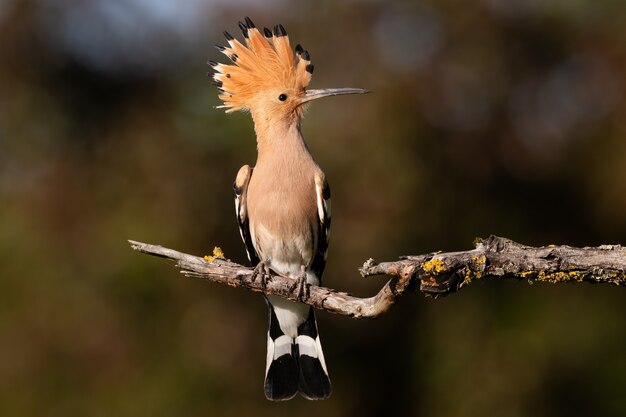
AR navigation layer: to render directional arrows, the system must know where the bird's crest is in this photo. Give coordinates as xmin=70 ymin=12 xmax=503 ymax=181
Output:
xmin=209 ymin=18 xmax=314 ymax=113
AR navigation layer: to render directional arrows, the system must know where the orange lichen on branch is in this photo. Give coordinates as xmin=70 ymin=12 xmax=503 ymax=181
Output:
xmin=204 ymin=247 xmax=225 ymax=263
xmin=422 ymin=258 xmax=446 ymax=274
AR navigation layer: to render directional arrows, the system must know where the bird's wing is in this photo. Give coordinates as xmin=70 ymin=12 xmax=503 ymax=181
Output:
xmin=234 ymin=165 xmax=260 ymax=265
xmin=311 ymin=173 xmax=331 ymax=281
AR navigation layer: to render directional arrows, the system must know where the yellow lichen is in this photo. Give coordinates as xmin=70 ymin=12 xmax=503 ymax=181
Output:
xmin=465 ymin=268 xmax=484 ymax=283
xmin=531 ymin=270 xmax=585 ymax=283
xmin=567 ymin=270 xmax=585 ymax=282
xmin=204 ymin=246 xmax=225 ymax=263
xmin=422 ymin=258 xmax=446 ymax=274
xmin=549 ymin=272 xmax=569 ymax=283
xmin=460 ymin=256 xmax=486 ymax=284
xmin=473 ymin=255 xmax=486 ymax=265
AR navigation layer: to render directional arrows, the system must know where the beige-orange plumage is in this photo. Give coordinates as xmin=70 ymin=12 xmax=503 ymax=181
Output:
xmin=210 ymin=17 xmax=367 ymax=401
xmin=212 ymin=23 xmax=312 ymax=114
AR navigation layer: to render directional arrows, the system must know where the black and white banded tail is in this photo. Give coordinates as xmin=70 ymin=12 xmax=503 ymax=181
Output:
xmin=265 ymin=305 xmax=331 ymax=400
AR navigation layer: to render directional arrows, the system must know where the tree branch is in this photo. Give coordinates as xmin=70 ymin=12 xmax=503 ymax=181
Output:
xmin=129 ymin=235 xmax=626 ymax=319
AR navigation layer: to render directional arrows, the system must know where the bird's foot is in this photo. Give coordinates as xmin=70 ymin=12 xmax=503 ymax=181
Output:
xmin=290 ymin=266 xmax=309 ymax=302
xmin=251 ymin=261 xmax=272 ymax=288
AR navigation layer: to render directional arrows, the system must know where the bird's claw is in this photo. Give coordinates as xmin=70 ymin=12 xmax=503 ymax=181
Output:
xmin=290 ymin=267 xmax=309 ymax=302
xmin=251 ymin=261 xmax=272 ymax=288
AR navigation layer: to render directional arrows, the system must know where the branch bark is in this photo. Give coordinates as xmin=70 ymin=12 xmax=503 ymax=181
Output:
xmin=129 ymin=235 xmax=626 ymax=319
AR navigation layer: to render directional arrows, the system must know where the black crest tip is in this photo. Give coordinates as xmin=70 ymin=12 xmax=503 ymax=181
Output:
xmin=263 ymin=27 xmax=272 ymax=37
xmin=214 ymin=44 xmax=225 ymax=51
xmin=211 ymin=80 xmax=223 ymax=87
xmin=301 ymin=50 xmax=310 ymax=61
xmin=207 ymin=59 xmax=218 ymax=67
xmin=274 ymin=24 xmax=287 ymax=37
xmin=295 ymin=44 xmax=303 ymax=54
xmin=223 ymin=31 xmax=234 ymax=41
xmin=306 ymin=64 xmax=314 ymax=74
xmin=238 ymin=21 xmax=249 ymax=38
xmin=231 ymin=54 xmax=238 ymax=62
xmin=244 ymin=16 xmax=255 ymax=28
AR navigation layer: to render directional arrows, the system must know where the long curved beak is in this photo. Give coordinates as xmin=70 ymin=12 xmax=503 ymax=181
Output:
xmin=300 ymin=88 xmax=370 ymax=104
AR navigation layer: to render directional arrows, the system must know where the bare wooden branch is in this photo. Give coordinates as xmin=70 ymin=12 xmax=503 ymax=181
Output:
xmin=129 ymin=235 xmax=626 ymax=319
xmin=128 ymin=240 xmax=413 ymax=318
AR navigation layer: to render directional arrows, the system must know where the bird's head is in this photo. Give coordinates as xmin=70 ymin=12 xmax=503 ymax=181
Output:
xmin=210 ymin=18 xmax=368 ymax=123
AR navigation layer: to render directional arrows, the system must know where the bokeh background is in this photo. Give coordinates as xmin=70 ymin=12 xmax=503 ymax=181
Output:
xmin=1 ymin=0 xmax=626 ymax=416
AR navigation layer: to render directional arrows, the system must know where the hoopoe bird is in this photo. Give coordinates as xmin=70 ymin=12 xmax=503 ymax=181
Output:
xmin=209 ymin=17 xmax=367 ymax=400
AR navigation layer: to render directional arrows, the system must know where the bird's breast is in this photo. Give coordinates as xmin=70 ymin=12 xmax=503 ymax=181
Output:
xmin=247 ymin=176 xmax=318 ymax=277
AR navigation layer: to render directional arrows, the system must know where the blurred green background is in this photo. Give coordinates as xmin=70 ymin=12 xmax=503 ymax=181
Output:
xmin=1 ymin=0 xmax=625 ymax=416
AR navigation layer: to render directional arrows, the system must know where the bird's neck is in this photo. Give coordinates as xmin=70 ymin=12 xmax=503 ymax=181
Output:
xmin=252 ymin=114 xmax=311 ymax=164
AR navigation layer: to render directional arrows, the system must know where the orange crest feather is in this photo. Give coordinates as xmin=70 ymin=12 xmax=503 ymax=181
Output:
xmin=209 ymin=18 xmax=314 ymax=113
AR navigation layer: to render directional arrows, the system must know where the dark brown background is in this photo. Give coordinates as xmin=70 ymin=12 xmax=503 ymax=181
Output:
xmin=1 ymin=0 xmax=625 ymax=416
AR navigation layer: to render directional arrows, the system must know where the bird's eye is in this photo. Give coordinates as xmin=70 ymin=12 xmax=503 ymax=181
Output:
xmin=278 ymin=93 xmax=288 ymax=102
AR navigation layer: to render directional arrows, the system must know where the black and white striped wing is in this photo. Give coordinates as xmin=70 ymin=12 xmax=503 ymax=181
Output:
xmin=311 ymin=173 xmax=331 ymax=281
xmin=234 ymin=165 xmax=260 ymax=265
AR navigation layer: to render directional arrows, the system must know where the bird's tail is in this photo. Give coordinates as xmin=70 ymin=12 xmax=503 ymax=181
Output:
xmin=264 ymin=305 xmax=298 ymax=400
xmin=295 ymin=307 xmax=332 ymax=400
xmin=264 ymin=306 xmax=331 ymax=400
